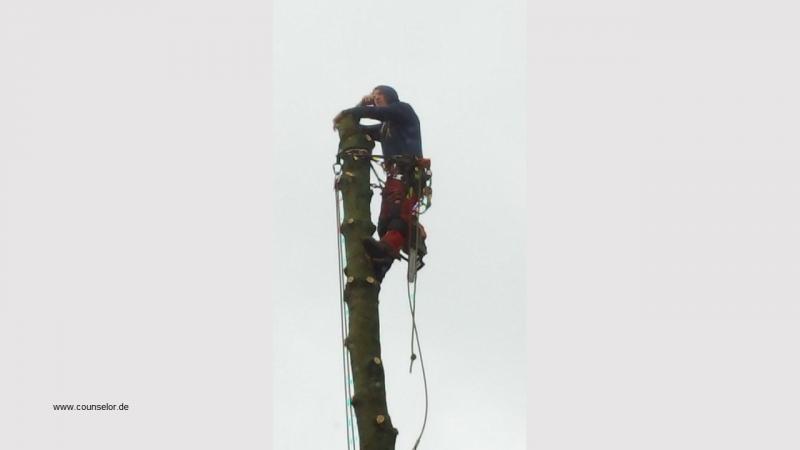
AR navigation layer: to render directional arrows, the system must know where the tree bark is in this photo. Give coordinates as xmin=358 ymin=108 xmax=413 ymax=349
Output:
xmin=336 ymin=115 xmax=398 ymax=450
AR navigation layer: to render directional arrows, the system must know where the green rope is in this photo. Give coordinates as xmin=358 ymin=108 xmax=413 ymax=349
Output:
xmin=333 ymin=164 xmax=357 ymax=450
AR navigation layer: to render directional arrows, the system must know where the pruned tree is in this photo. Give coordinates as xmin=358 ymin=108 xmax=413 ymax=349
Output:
xmin=335 ymin=114 xmax=398 ymax=450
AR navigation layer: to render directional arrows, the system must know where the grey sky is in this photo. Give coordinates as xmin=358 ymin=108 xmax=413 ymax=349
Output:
xmin=1 ymin=1 xmax=271 ymax=449
xmin=272 ymin=0 xmax=526 ymax=449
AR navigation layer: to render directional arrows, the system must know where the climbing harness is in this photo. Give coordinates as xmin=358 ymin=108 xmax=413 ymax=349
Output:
xmin=403 ymin=157 xmax=432 ymax=283
xmin=333 ymin=150 xmax=433 ymax=450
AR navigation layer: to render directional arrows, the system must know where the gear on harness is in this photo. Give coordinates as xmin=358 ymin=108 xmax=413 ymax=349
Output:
xmin=405 ymin=157 xmax=431 ymax=283
xmin=364 ymin=155 xmax=432 ymax=282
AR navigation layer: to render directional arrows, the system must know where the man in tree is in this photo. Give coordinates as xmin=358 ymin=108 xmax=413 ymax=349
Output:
xmin=333 ymin=85 xmax=425 ymax=281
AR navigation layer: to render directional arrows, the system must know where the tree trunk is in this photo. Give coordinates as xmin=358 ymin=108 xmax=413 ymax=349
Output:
xmin=336 ymin=115 xmax=398 ymax=450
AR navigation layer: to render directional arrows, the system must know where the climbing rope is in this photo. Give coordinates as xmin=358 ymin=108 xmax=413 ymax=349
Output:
xmin=332 ymin=148 xmax=389 ymax=450
xmin=407 ymin=278 xmax=429 ymax=450
xmin=333 ymin=160 xmax=358 ymax=450
xmin=369 ymin=157 xmax=386 ymax=190
xmin=406 ymin=161 xmax=431 ymax=450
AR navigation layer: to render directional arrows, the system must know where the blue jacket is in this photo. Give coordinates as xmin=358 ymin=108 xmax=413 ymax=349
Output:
xmin=343 ymin=101 xmax=423 ymax=159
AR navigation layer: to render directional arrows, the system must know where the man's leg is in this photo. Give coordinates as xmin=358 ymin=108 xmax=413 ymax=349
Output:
xmin=365 ymin=178 xmax=407 ymax=279
xmin=374 ymin=178 xmax=408 ymax=254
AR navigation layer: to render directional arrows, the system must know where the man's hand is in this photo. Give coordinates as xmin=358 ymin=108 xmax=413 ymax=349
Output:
xmin=360 ymin=94 xmax=374 ymax=106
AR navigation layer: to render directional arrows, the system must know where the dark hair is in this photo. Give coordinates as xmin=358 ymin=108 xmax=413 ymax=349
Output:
xmin=373 ymin=85 xmax=399 ymax=104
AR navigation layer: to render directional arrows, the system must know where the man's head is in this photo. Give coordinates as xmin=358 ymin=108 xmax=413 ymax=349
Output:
xmin=371 ymin=85 xmax=399 ymax=106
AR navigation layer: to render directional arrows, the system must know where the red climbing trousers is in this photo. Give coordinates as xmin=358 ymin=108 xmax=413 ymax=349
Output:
xmin=377 ymin=175 xmax=418 ymax=255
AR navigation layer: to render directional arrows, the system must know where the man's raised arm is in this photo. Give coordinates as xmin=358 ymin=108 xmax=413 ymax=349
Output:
xmin=341 ymin=102 xmax=413 ymax=124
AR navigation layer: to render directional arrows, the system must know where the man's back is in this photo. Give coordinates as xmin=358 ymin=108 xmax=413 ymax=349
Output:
xmin=368 ymin=101 xmax=422 ymax=159
xmin=341 ymin=86 xmax=423 ymax=159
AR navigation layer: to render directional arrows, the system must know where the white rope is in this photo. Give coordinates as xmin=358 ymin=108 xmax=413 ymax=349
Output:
xmin=407 ymin=170 xmax=429 ymax=450
xmin=407 ymin=277 xmax=429 ymax=450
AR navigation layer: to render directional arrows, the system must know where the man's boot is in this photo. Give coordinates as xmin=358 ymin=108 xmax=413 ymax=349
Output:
xmin=362 ymin=236 xmax=400 ymax=281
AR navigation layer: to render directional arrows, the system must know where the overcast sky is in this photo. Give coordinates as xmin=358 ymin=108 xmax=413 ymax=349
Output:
xmin=1 ymin=1 xmax=271 ymax=449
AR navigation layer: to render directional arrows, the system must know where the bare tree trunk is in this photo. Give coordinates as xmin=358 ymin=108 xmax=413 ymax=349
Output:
xmin=336 ymin=115 xmax=398 ymax=450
